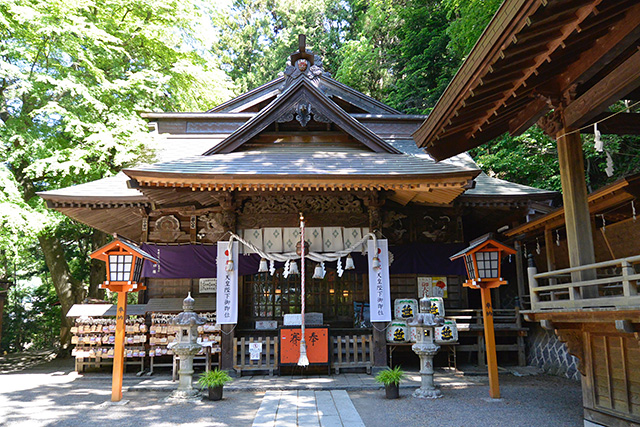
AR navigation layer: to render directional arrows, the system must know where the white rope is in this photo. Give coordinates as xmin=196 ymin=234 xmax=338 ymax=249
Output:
xmin=226 ymin=231 xmax=377 ymax=269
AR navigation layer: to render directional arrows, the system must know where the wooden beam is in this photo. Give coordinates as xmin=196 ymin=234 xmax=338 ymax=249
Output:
xmin=564 ymin=49 xmax=640 ymax=129
xmin=556 ymin=2 xmax=640 ymax=91
xmin=468 ymin=0 xmax=602 ymax=140
xmin=508 ymin=95 xmax=550 ymax=135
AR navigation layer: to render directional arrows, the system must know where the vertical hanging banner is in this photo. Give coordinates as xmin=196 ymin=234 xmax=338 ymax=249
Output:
xmin=368 ymin=239 xmax=392 ymax=322
xmin=216 ymin=241 xmax=239 ymax=324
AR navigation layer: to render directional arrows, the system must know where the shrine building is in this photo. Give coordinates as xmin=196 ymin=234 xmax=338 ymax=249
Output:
xmin=39 ymin=37 xmax=556 ymax=375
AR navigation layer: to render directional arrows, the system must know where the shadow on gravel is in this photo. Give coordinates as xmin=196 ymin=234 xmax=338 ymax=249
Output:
xmin=350 ymin=374 xmax=583 ymax=427
xmin=0 ymin=359 xmax=263 ymax=427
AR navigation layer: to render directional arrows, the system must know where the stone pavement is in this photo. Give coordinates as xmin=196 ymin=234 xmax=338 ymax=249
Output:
xmin=252 ymin=390 xmax=364 ymax=427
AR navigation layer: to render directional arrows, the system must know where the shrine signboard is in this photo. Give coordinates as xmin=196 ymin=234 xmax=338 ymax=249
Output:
xmin=279 ymin=326 xmax=329 ymax=365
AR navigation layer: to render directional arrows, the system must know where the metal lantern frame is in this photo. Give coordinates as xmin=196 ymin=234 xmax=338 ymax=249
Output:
xmin=450 ymin=234 xmax=516 ymax=399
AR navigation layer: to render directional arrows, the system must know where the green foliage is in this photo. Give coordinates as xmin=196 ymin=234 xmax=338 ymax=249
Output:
xmin=1 ymin=276 xmax=60 ymax=353
xmin=0 ymin=0 xmax=234 ymax=350
xmin=212 ymin=0 xmax=349 ymax=92
xmin=385 ymin=0 xmax=453 ymax=113
xmin=197 ymin=368 xmax=233 ymax=388
xmin=375 ymin=365 xmax=406 ymax=386
xmin=470 ymin=126 xmax=562 ymax=191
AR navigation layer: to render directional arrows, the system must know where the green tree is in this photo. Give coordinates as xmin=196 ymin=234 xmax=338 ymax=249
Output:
xmin=212 ymin=0 xmax=359 ymax=92
xmin=0 ymin=0 xmax=233 ymax=352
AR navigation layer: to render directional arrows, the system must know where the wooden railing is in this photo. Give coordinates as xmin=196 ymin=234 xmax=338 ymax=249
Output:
xmin=527 ymin=255 xmax=640 ymax=311
xmin=233 ymin=336 xmax=278 ymax=376
xmin=332 ymin=333 xmax=372 ymax=374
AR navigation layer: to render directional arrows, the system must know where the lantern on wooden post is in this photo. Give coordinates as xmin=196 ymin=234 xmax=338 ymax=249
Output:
xmin=90 ymin=238 xmax=157 ymax=402
xmin=450 ymin=234 xmax=516 ymax=399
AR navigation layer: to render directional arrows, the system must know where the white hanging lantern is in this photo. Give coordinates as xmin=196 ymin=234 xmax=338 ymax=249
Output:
xmin=289 ymin=260 xmax=299 ymax=275
xmin=345 ymin=254 xmax=355 ymax=270
xmin=312 ymin=263 xmax=324 ymax=279
xmin=258 ymin=258 xmax=268 ymax=273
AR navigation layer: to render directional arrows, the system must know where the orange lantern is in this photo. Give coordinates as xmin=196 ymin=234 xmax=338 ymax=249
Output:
xmin=90 ymin=238 xmax=157 ymax=401
xmin=451 ymin=234 xmax=515 ymax=399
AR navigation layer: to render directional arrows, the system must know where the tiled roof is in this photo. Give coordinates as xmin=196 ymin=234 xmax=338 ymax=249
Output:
xmin=39 ymin=172 xmax=145 ymax=200
xmin=129 ymin=150 xmax=478 ymax=177
xmin=464 ymin=172 xmax=557 ymax=197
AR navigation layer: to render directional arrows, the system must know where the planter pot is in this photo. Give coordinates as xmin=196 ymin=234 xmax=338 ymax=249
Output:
xmin=385 ymin=383 xmax=399 ymax=399
xmin=208 ymin=385 xmax=224 ymax=401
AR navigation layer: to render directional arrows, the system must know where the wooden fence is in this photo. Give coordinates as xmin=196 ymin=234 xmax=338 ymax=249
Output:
xmin=233 ymin=336 xmax=278 ymax=376
xmin=233 ymin=332 xmax=373 ymax=375
xmin=331 ymin=333 xmax=372 ymax=374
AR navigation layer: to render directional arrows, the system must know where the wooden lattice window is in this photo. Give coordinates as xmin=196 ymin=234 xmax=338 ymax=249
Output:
xmin=241 ymin=266 xmax=367 ymax=328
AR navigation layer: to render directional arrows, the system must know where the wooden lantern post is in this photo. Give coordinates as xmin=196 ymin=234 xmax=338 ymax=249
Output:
xmin=90 ymin=238 xmax=157 ymax=402
xmin=450 ymin=234 xmax=516 ymax=399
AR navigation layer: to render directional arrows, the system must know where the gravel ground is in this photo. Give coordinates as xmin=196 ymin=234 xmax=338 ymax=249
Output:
xmin=0 ymin=356 xmax=583 ymax=427
xmin=350 ymin=375 xmax=583 ymax=427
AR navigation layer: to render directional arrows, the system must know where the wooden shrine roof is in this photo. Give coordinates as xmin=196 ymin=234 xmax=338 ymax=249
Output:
xmin=414 ymin=0 xmax=640 ymax=160
xmin=505 ymin=173 xmax=640 ymax=237
xmin=38 ymin=37 xmax=559 ymax=240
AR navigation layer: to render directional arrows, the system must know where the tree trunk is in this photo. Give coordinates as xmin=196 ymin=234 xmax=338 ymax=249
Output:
xmin=88 ymin=229 xmax=109 ymax=300
xmin=38 ymin=233 xmax=85 ymax=354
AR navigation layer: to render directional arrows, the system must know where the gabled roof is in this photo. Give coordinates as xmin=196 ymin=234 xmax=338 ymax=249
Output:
xmin=204 ymin=77 xmax=401 ymax=155
xmin=206 ymin=75 xmax=401 ymax=115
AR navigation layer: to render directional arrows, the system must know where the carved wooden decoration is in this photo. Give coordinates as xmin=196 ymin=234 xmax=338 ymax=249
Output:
xmin=198 ymin=212 xmax=226 ymax=242
xmin=149 ymin=215 xmax=188 ymax=242
xmin=242 ymin=194 xmax=363 ymax=215
xmin=556 ymin=328 xmax=585 ymax=376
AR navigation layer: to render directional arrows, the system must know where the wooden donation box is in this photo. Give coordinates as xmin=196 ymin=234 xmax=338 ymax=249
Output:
xmin=279 ymin=326 xmax=329 ymax=366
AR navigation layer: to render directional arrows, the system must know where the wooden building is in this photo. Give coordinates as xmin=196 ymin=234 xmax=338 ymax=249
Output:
xmin=413 ymin=1 xmax=640 ymax=425
xmin=39 ymin=38 xmax=555 ymax=375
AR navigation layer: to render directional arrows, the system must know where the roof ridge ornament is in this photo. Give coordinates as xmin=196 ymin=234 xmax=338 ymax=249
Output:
xmin=281 ymin=34 xmax=330 ymax=91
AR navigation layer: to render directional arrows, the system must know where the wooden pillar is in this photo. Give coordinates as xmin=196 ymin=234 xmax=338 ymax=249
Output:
xmin=112 ymin=291 xmax=127 ymax=402
xmin=556 ymin=121 xmax=597 ymax=292
xmin=364 ymin=191 xmax=388 ymax=368
xmin=480 ymin=286 xmax=500 ymax=399
xmin=218 ymin=191 xmax=236 ymax=372
xmin=219 ymin=324 xmax=235 ymax=372
xmin=514 ymin=241 xmax=526 ymax=306
xmin=372 ymin=323 xmax=387 ymax=368
xmin=543 ymin=227 xmax=558 ymax=287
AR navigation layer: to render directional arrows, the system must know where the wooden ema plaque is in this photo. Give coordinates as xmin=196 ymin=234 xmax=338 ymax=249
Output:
xmin=279 ymin=326 xmax=329 ymax=365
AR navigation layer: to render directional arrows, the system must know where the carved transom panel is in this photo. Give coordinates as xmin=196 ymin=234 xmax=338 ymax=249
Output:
xmin=241 ymin=194 xmax=363 ymax=215
xmin=149 ymin=215 xmax=187 ymax=242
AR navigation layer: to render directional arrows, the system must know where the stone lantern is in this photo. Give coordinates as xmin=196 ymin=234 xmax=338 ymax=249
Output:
xmin=168 ymin=293 xmax=205 ymax=399
xmin=408 ymin=295 xmax=444 ymax=398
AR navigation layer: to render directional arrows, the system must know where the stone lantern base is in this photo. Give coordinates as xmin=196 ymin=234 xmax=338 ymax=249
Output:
xmin=412 ymin=342 xmax=443 ymax=399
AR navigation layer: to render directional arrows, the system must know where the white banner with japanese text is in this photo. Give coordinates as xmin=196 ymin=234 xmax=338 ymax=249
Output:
xmin=367 ymin=239 xmax=392 ymax=322
xmin=216 ymin=241 xmax=238 ymax=324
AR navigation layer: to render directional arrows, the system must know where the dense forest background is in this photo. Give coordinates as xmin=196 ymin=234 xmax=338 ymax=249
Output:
xmin=1 ymin=0 xmax=639 ymax=353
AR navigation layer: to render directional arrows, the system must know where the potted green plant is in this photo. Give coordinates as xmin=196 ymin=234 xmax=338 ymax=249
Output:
xmin=375 ymin=366 xmax=406 ymax=399
xmin=197 ymin=368 xmax=233 ymax=401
